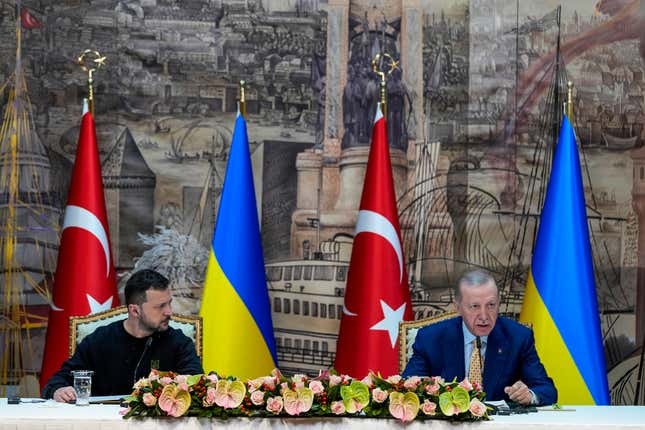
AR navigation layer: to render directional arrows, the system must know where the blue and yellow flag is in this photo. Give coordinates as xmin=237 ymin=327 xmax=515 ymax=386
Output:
xmin=199 ymin=113 xmax=277 ymax=379
xmin=520 ymin=116 xmax=609 ymax=405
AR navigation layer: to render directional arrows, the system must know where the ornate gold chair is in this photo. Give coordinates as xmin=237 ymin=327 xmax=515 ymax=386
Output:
xmin=69 ymin=306 xmax=203 ymax=359
xmin=398 ymin=312 xmax=458 ymax=374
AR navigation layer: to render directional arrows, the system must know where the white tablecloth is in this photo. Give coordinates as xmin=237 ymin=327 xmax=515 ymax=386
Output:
xmin=2 ymin=399 xmax=645 ymax=430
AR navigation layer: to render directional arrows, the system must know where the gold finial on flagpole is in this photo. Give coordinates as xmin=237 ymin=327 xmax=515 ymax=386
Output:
xmin=371 ymin=53 xmax=399 ymax=117
xmin=239 ymin=80 xmax=246 ymax=119
xmin=77 ymin=49 xmax=106 ymax=116
xmin=566 ymin=81 xmax=574 ymax=121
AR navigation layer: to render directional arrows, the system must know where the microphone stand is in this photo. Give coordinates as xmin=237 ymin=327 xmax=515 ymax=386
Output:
xmin=133 ymin=337 xmax=153 ymax=384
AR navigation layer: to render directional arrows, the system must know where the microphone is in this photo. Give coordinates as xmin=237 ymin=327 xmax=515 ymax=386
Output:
xmin=133 ymin=337 xmax=153 ymax=384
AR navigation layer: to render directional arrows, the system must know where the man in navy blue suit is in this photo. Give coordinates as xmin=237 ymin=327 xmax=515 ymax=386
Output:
xmin=402 ymin=269 xmax=557 ymax=405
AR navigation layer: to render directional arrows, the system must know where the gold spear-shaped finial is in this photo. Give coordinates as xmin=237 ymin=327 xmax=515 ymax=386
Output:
xmin=566 ymin=81 xmax=574 ymax=121
xmin=77 ymin=49 xmax=106 ymax=116
xmin=371 ymin=53 xmax=399 ymax=117
xmin=239 ymin=80 xmax=246 ymax=119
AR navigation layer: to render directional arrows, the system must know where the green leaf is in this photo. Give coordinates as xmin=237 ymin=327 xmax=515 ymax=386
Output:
xmin=187 ymin=374 xmax=202 ymax=386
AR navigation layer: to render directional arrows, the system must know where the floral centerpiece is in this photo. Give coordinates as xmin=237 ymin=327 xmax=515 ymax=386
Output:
xmin=123 ymin=369 xmax=488 ymax=423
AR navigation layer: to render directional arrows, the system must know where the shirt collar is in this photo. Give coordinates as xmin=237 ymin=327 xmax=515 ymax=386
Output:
xmin=462 ymin=321 xmax=488 ymax=345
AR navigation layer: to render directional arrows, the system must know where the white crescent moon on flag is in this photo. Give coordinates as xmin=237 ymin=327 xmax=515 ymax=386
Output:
xmin=342 ymin=209 xmax=404 ymax=317
xmin=355 ymin=209 xmax=403 ymax=282
xmin=62 ymin=205 xmax=111 ymax=277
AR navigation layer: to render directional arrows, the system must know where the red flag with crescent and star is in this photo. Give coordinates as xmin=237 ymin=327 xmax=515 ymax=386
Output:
xmin=20 ymin=7 xmax=43 ymax=29
xmin=40 ymin=104 xmax=119 ymax=387
xmin=334 ymin=103 xmax=413 ymax=378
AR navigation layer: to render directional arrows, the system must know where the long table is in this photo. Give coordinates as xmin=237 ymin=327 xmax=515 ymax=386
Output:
xmin=2 ymin=399 xmax=645 ymax=429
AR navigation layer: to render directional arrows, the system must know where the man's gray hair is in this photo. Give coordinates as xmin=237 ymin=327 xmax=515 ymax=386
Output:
xmin=454 ymin=269 xmax=497 ymax=301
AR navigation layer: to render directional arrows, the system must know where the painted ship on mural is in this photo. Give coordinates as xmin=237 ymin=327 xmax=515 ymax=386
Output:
xmin=0 ymin=7 xmax=61 ymax=395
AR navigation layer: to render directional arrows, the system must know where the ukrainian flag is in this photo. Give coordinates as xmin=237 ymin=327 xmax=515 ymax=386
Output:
xmin=199 ymin=112 xmax=277 ymax=379
xmin=520 ymin=115 xmax=609 ymax=405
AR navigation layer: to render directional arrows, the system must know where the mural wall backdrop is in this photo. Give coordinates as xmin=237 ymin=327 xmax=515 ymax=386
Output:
xmin=0 ymin=0 xmax=643 ymax=404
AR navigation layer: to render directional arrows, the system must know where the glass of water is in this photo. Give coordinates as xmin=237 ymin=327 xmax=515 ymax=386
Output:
xmin=71 ymin=370 xmax=93 ymax=406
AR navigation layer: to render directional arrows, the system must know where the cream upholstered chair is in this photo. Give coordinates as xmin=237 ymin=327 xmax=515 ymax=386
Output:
xmin=69 ymin=305 xmax=203 ymax=359
xmin=398 ymin=312 xmax=458 ymax=374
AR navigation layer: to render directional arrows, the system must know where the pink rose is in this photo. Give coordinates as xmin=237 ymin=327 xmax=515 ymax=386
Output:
xmin=432 ymin=376 xmax=445 ymax=384
xmin=404 ymin=376 xmax=421 ymax=390
xmin=174 ymin=375 xmax=188 ymax=384
xmin=469 ymin=398 xmax=487 ymax=417
xmin=425 ymin=383 xmax=440 ymax=395
xmin=266 ymin=396 xmax=284 ymax=414
xmin=421 ymin=399 xmax=437 ymax=415
xmin=251 ymin=390 xmax=265 ymax=406
xmin=329 ymin=375 xmax=342 ymax=386
xmin=119 ymin=407 xmax=130 ymax=415
xmin=159 ymin=377 xmax=173 ymax=386
xmin=203 ymin=387 xmax=216 ymax=407
xmin=372 ymin=387 xmax=388 ymax=403
xmin=387 ymin=375 xmax=402 ymax=384
xmin=472 ymin=381 xmax=482 ymax=392
xmin=294 ymin=381 xmax=305 ymax=389
xmin=206 ymin=374 xmax=218 ymax=384
xmin=459 ymin=378 xmax=473 ymax=391
xmin=280 ymin=382 xmax=289 ymax=394
xmin=142 ymin=392 xmax=157 ymax=407
xmin=309 ymin=380 xmax=324 ymax=395
xmin=331 ymin=400 xmax=346 ymax=415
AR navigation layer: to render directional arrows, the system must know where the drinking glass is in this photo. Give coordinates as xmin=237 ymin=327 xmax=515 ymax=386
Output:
xmin=71 ymin=370 xmax=93 ymax=406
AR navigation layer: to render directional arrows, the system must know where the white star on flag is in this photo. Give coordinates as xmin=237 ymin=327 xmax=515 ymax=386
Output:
xmin=370 ymin=300 xmax=407 ymax=348
xmin=87 ymin=294 xmax=113 ymax=314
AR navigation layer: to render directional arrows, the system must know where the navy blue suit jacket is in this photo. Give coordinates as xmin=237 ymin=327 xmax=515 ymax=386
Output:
xmin=402 ymin=316 xmax=557 ymax=405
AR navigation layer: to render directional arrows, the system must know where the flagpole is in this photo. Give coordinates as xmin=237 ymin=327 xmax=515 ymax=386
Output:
xmin=566 ymin=81 xmax=574 ymax=121
xmin=372 ymin=55 xmax=387 ymax=116
xmin=77 ymin=50 xmax=106 ymax=116
xmin=371 ymin=53 xmax=400 ymax=117
xmin=239 ymin=80 xmax=246 ymax=119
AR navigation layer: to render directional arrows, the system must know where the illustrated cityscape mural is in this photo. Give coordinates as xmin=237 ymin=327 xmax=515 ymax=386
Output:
xmin=0 ymin=0 xmax=644 ymax=404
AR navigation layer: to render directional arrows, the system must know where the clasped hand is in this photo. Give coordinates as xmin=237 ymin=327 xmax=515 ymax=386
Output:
xmin=503 ymin=380 xmax=533 ymax=405
xmin=53 ymin=386 xmax=77 ymax=403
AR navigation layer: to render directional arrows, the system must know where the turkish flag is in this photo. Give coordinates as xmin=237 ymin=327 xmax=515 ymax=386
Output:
xmin=40 ymin=108 xmax=119 ymax=387
xmin=20 ymin=7 xmax=42 ymax=29
xmin=334 ymin=104 xmax=413 ymax=378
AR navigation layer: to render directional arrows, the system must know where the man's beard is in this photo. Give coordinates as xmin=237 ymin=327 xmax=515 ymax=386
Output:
xmin=139 ymin=314 xmax=170 ymax=333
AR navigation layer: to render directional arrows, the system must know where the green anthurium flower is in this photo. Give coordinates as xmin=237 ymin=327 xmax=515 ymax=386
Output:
xmin=340 ymin=381 xmax=370 ymax=413
xmin=438 ymin=386 xmax=470 ymax=416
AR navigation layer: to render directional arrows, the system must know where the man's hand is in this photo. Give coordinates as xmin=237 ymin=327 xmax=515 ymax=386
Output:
xmin=53 ymin=386 xmax=77 ymax=403
xmin=504 ymin=380 xmax=533 ymax=405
